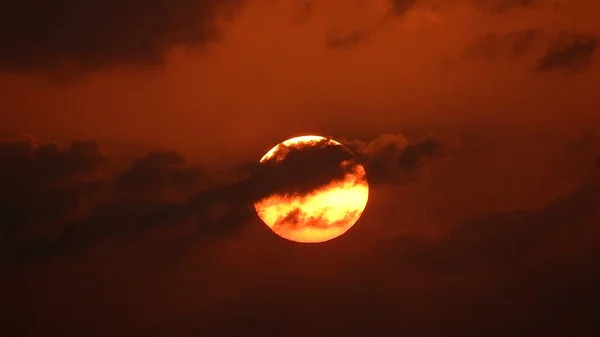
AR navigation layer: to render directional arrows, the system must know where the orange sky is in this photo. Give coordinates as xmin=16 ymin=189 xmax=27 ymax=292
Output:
xmin=1 ymin=0 xmax=599 ymax=164
xmin=2 ymin=1 xmax=600 ymax=336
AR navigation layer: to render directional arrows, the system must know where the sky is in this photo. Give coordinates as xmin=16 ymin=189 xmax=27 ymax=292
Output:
xmin=1 ymin=0 xmax=600 ymax=336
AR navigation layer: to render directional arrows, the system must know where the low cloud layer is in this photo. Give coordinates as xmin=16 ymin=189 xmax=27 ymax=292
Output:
xmin=2 ymin=131 xmax=600 ymax=336
xmin=1 ymin=134 xmax=442 ymax=265
xmin=0 ymin=135 xmax=105 ymax=235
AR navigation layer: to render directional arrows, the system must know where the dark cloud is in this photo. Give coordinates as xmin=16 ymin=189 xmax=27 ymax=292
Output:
xmin=378 ymin=182 xmax=600 ymax=271
xmin=326 ymin=26 xmax=377 ymax=50
xmin=344 ymin=134 xmax=444 ymax=185
xmin=566 ymin=131 xmax=598 ymax=156
xmin=0 ymin=136 xmax=253 ymax=265
xmin=536 ymin=32 xmax=598 ymax=72
xmin=461 ymin=29 xmax=541 ymax=60
xmin=397 ymin=136 xmax=443 ymax=170
xmin=0 ymin=135 xmax=106 ymax=236
xmin=390 ymin=0 xmax=419 ymax=15
xmin=12 ymin=195 xmax=183 ymax=263
xmin=198 ymin=195 xmax=600 ymax=337
xmin=0 ymin=134 xmax=442 ymax=265
xmin=0 ymin=0 xmax=243 ymax=72
xmin=326 ymin=0 xmax=418 ymax=50
xmin=46 ymin=173 xmax=258 ymax=263
xmin=368 ymin=182 xmax=600 ymax=336
xmin=0 ymin=136 xmax=374 ymax=264
xmin=248 ymin=138 xmax=362 ymax=200
xmin=273 ymin=208 xmax=360 ymax=231
xmin=4 ymin=133 xmax=600 ymax=337
xmin=452 ymin=30 xmax=598 ymax=73
xmin=115 ymin=151 xmax=204 ymax=197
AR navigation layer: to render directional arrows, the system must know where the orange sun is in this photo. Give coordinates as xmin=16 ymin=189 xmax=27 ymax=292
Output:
xmin=254 ymin=135 xmax=369 ymax=243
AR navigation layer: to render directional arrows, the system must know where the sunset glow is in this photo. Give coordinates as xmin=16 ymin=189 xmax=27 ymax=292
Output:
xmin=254 ymin=136 xmax=369 ymax=243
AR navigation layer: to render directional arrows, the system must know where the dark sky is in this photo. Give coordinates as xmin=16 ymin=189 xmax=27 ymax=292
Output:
xmin=1 ymin=1 xmax=600 ymax=336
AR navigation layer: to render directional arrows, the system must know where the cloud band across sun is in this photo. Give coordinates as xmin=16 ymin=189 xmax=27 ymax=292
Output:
xmin=253 ymin=135 xmax=369 ymax=243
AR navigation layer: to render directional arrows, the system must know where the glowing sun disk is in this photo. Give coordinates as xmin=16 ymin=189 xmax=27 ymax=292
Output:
xmin=254 ymin=135 xmax=370 ymax=243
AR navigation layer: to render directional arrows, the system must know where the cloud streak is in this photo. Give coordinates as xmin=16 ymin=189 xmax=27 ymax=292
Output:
xmin=1 ymin=133 xmax=440 ymax=265
xmin=326 ymin=0 xmax=419 ymax=50
xmin=537 ymin=32 xmax=598 ymax=72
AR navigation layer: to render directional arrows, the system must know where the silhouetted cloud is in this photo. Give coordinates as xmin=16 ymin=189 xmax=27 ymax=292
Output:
xmin=273 ymin=208 xmax=359 ymax=230
xmin=326 ymin=0 xmax=419 ymax=50
xmin=326 ymin=27 xmax=377 ymax=50
xmin=344 ymin=134 xmax=444 ymax=184
xmin=0 ymin=135 xmax=252 ymax=265
xmin=0 ymin=133 xmax=445 ymax=265
xmin=537 ymin=32 xmax=598 ymax=72
xmin=0 ymin=0 xmax=244 ymax=72
xmin=0 ymin=136 xmax=366 ymax=264
xmin=397 ymin=136 xmax=443 ymax=170
xmin=0 ymin=135 xmax=106 ymax=236
xmin=452 ymin=30 xmax=598 ymax=73
xmin=4 ymin=132 xmax=600 ymax=337
xmin=461 ymin=29 xmax=541 ymax=60
xmin=115 ymin=151 xmax=204 ymax=197
xmin=248 ymin=138 xmax=362 ymax=200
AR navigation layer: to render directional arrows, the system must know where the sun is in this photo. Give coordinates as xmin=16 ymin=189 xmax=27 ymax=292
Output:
xmin=254 ymin=135 xmax=369 ymax=243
